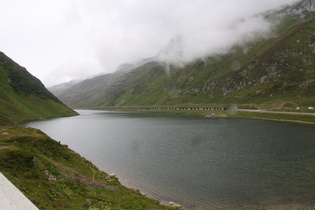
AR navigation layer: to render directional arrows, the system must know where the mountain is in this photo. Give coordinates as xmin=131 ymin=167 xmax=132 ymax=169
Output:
xmin=48 ymin=80 xmax=81 ymax=97
xmin=51 ymin=0 xmax=315 ymax=110
xmin=0 ymin=52 xmax=77 ymax=125
xmin=283 ymin=0 xmax=315 ymax=16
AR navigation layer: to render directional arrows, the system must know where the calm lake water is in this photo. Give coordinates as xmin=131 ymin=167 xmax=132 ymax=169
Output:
xmin=26 ymin=110 xmax=315 ymax=209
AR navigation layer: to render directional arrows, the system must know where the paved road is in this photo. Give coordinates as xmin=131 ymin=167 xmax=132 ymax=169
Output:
xmin=237 ymin=109 xmax=315 ymax=116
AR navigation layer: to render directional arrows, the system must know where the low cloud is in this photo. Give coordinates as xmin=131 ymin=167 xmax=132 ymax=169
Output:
xmin=0 ymin=0 xmax=298 ymax=86
xmin=156 ymin=15 xmax=273 ymax=66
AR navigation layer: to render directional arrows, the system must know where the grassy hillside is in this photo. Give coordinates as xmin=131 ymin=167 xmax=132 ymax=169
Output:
xmin=0 ymin=52 xmax=77 ymax=125
xmin=0 ymin=126 xmax=177 ymax=209
xmin=107 ymin=13 xmax=315 ymax=108
xmin=51 ymin=6 xmax=315 ymax=111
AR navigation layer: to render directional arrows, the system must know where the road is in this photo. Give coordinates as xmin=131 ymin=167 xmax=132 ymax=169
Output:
xmin=237 ymin=109 xmax=315 ymax=116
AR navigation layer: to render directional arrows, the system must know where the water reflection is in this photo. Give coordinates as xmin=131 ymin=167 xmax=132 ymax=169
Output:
xmin=26 ymin=110 xmax=315 ymax=209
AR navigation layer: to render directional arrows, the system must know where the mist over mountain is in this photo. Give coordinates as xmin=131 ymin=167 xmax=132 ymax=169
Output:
xmin=1 ymin=0 xmax=301 ymax=86
xmin=50 ymin=0 xmax=315 ymax=109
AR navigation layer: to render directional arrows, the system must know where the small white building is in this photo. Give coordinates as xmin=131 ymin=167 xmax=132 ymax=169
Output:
xmin=308 ymin=107 xmax=314 ymax=110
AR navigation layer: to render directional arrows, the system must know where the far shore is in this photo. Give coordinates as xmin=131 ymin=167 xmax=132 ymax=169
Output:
xmin=93 ymin=106 xmax=315 ymax=125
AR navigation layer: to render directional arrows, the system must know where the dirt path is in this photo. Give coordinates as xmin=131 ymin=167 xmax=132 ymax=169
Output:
xmin=90 ymin=167 xmax=96 ymax=181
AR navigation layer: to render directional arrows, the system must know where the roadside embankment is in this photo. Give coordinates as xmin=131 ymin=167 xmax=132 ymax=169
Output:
xmin=235 ymin=109 xmax=315 ymax=125
xmin=102 ymin=106 xmax=315 ymax=125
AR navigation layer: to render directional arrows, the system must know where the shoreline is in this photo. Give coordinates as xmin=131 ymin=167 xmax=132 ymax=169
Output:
xmin=0 ymin=126 xmax=178 ymax=209
xmin=233 ymin=109 xmax=315 ymax=125
xmin=232 ymin=114 xmax=315 ymax=125
xmin=96 ymin=108 xmax=315 ymax=125
xmin=100 ymin=168 xmax=184 ymax=209
xmin=13 ymin=110 xmax=315 ymax=209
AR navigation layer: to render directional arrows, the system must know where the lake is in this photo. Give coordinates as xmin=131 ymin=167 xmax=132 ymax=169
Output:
xmin=25 ymin=110 xmax=315 ymax=209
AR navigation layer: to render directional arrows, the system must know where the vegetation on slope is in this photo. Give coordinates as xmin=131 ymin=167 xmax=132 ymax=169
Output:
xmin=51 ymin=7 xmax=315 ymax=111
xmin=111 ymin=14 xmax=315 ymax=108
xmin=0 ymin=52 xmax=77 ymax=125
xmin=0 ymin=126 xmax=177 ymax=209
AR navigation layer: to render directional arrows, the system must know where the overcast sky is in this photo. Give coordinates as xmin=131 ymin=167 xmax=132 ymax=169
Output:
xmin=0 ymin=0 xmax=298 ymax=87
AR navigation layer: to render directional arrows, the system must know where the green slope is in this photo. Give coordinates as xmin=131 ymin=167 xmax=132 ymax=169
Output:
xmin=110 ymin=12 xmax=315 ymax=108
xmin=0 ymin=52 xmax=77 ymax=125
xmin=52 ymin=2 xmax=315 ymax=110
xmin=0 ymin=126 xmax=176 ymax=209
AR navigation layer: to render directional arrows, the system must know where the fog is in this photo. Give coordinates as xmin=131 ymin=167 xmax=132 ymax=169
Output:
xmin=0 ymin=0 xmax=298 ymax=86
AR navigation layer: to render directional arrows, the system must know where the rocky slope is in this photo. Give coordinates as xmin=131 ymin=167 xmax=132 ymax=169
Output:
xmin=50 ymin=0 xmax=315 ymax=110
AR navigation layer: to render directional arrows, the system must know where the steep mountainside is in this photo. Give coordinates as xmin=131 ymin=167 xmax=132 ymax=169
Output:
xmin=51 ymin=0 xmax=315 ymax=110
xmin=0 ymin=52 xmax=77 ymax=125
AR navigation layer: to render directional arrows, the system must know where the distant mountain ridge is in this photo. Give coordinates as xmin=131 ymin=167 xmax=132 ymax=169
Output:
xmin=50 ymin=0 xmax=315 ymax=110
xmin=0 ymin=52 xmax=77 ymax=125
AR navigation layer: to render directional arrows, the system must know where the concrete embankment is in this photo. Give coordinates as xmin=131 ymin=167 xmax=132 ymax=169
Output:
xmin=0 ymin=172 xmax=38 ymax=210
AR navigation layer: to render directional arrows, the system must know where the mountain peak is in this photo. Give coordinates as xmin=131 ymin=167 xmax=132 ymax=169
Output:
xmin=276 ymin=0 xmax=315 ymax=17
xmin=155 ymin=36 xmax=184 ymax=64
xmin=300 ymin=0 xmax=315 ymax=12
